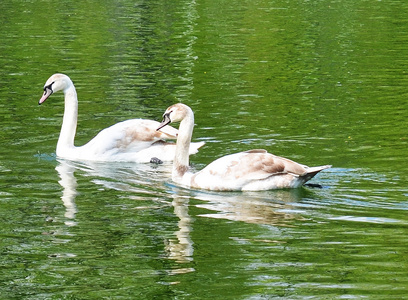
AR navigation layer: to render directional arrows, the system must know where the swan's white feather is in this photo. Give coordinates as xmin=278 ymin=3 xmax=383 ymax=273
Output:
xmin=39 ymin=74 xmax=204 ymax=162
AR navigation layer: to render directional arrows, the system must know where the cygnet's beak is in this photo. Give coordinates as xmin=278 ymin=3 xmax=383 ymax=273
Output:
xmin=156 ymin=112 xmax=172 ymax=131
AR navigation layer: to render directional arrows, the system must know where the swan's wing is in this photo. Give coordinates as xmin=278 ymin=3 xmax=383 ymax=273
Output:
xmin=132 ymin=140 xmax=206 ymax=162
xmin=84 ymin=119 xmax=179 ymax=154
xmin=118 ymin=119 xmax=179 ymax=140
xmin=191 ymin=150 xmax=310 ymax=189
xmin=76 ymin=119 xmax=205 ymax=162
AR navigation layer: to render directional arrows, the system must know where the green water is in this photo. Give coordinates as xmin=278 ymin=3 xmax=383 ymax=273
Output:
xmin=1 ymin=0 xmax=408 ymax=299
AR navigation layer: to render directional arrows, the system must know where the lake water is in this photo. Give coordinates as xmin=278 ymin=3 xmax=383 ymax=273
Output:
xmin=1 ymin=0 xmax=408 ymax=299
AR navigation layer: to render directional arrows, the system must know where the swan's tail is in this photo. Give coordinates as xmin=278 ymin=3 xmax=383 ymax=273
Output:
xmin=301 ymin=165 xmax=331 ymax=183
xmin=189 ymin=141 xmax=206 ymax=154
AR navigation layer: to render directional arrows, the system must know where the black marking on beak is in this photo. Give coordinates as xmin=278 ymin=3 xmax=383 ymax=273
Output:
xmin=156 ymin=112 xmax=172 ymax=131
xmin=38 ymin=82 xmax=55 ymax=105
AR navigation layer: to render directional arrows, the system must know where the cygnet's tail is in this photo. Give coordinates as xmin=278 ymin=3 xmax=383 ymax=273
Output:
xmin=301 ymin=165 xmax=332 ymax=183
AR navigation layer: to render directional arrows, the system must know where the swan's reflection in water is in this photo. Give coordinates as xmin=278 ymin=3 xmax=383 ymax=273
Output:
xmin=165 ymin=195 xmax=194 ymax=265
xmin=55 ymin=159 xmax=305 ymax=269
xmin=191 ymin=189 xmax=304 ymax=226
xmin=57 ymin=159 xmax=172 ymax=191
xmin=55 ymin=159 xmax=172 ymax=225
xmin=55 ymin=159 xmax=195 ymax=272
xmin=55 ymin=160 xmax=78 ymax=226
xmin=163 ymin=186 xmax=306 ymax=270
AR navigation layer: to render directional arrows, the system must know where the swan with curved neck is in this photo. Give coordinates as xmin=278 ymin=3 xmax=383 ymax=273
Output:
xmin=157 ymin=103 xmax=331 ymax=191
xmin=38 ymin=74 xmax=204 ymax=162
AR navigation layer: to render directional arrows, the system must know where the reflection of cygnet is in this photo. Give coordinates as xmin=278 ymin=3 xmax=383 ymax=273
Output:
xmin=193 ymin=189 xmax=304 ymax=225
xmin=165 ymin=197 xmax=194 ymax=264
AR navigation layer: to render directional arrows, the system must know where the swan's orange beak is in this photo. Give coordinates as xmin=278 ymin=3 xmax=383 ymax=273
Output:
xmin=156 ymin=112 xmax=171 ymax=131
xmin=39 ymin=87 xmax=53 ymax=105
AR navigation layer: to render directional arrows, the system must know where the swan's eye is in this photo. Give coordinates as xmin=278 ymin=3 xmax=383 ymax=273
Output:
xmin=44 ymin=81 xmax=55 ymax=92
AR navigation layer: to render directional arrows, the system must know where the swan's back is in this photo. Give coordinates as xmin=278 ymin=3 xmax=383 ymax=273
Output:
xmin=68 ymin=119 xmax=205 ymax=162
xmin=39 ymin=75 xmax=205 ymax=163
xmin=90 ymin=119 xmax=178 ymax=152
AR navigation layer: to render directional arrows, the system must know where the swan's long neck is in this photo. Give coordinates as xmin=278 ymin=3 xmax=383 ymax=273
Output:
xmin=173 ymin=111 xmax=194 ymax=182
xmin=56 ymin=84 xmax=78 ymax=156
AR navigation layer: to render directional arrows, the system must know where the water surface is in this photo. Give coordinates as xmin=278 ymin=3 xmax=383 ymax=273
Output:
xmin=1 ymin=0 xmax=408 ymax=299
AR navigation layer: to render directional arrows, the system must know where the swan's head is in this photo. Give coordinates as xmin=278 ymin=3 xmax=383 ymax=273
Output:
xmin=39 ymin=73 xmax=73 ymax=105
xmin=157 ymin=103 xmax=192 ymax=131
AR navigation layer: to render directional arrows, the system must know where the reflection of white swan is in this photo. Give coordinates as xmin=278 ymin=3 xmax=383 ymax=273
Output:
xmin=38 ymin=74 xmax=204 ymax=162
xmin=57 ymin=159 xmax=174 ymax=198
xmin=158 ymin=103 xmax=331 ymax=191
xmin=55 ymin=158 xmax=195 ymax=271
xmin=55 ymin=160 xmax=78 ymax=226
xmin=55 ymin=159 xmax=173 ymax=225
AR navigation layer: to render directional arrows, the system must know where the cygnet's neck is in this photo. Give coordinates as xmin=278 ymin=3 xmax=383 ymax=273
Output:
xmin=173 ymin=112 xmax=194 ymax=181
xmin=56 ymin=84 xmax=78 ymax=156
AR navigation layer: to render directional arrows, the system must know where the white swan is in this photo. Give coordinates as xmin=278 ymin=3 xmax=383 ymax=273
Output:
xmin=157 ymin=103 xmax=331 ymax=191
xmin=38 ymin=74 xmax=204 ymax=162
